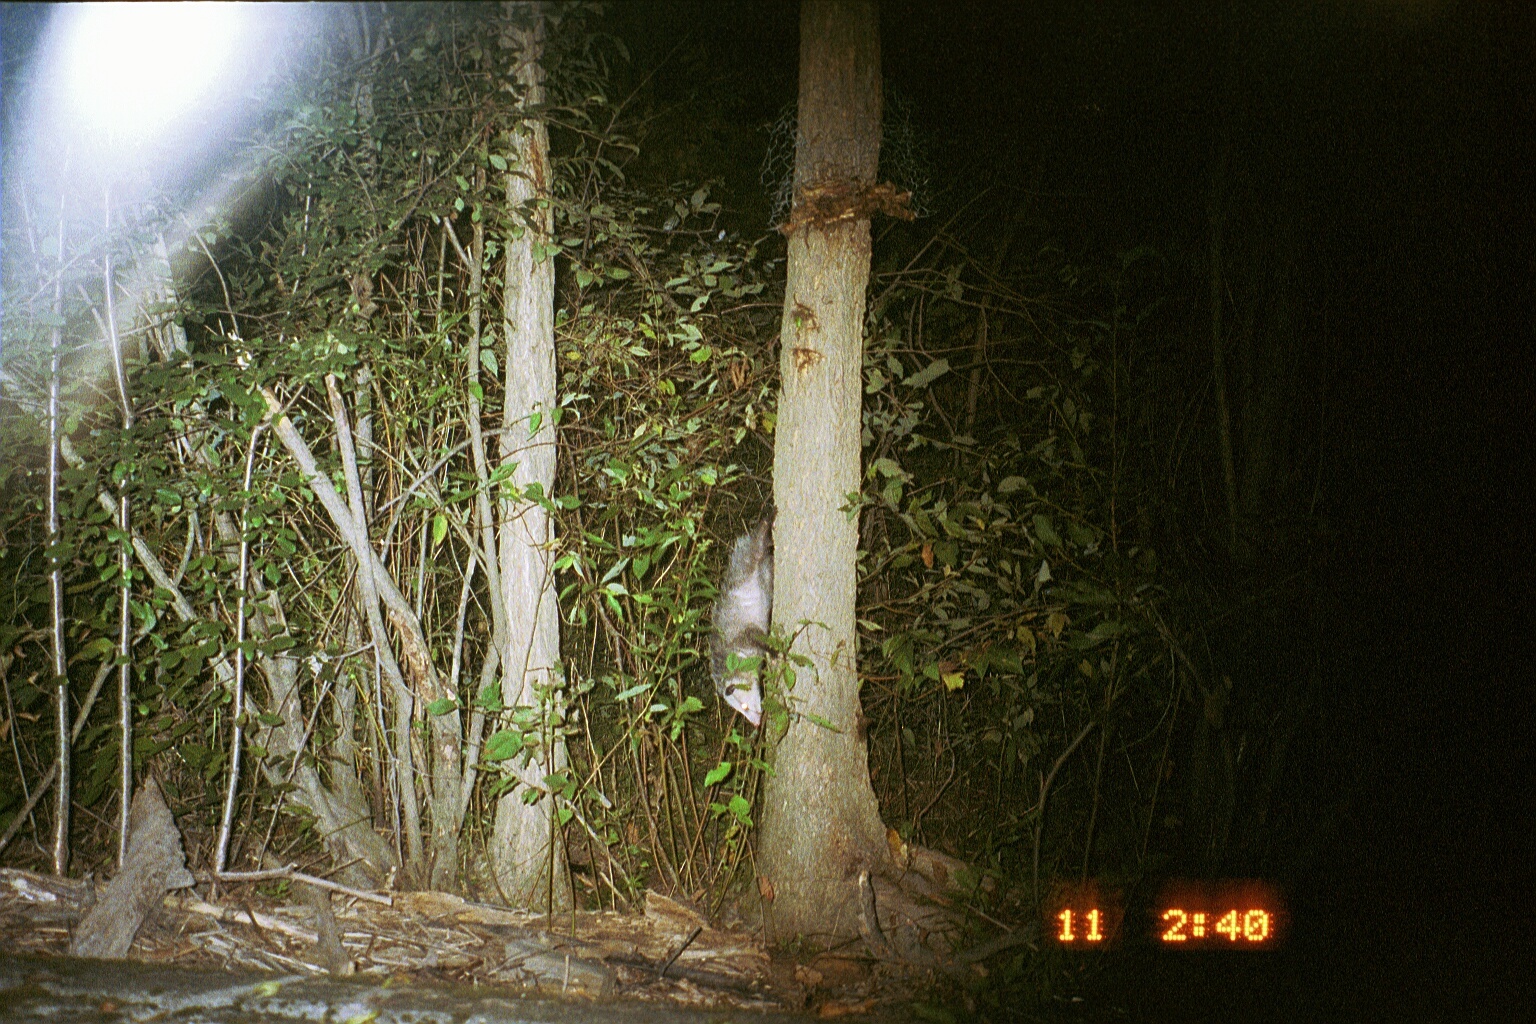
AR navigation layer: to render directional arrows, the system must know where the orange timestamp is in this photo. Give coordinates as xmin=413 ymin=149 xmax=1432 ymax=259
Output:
xmin=1048 ymin=881 xmax=1126 ymax=947
xmin=1154 ymin=879 xmax=1286 ymax=949
xmin=1046 ymin=879 xmax=1285 ymax=950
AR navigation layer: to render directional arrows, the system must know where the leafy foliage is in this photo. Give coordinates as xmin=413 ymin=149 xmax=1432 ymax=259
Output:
xmin=1 ymin=11 xmax=1322 ymax=985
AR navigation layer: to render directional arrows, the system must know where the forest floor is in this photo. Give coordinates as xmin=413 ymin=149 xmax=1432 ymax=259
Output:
xmin=0 ymin=867 xmax=922 ymax=1019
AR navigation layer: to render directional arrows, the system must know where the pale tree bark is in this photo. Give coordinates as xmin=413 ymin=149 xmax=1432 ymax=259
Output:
xmin=48 ymin=205 xmax=70 ymax=877
xmin=759 ymin=0 xmax=891 ymax=941
xmin=490 ymin=2 xmax=570 ymax=911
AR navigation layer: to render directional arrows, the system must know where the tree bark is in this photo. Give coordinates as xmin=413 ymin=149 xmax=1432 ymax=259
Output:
xmin=70 ymin=778 xmax=194 ymax=959
xmin=490 ymin=2 xmax=571 ymax=911
xmin=758 ymin=0 xmax=891 ymax=942
xmin=47 ymin=205 xmax=70 ymax=878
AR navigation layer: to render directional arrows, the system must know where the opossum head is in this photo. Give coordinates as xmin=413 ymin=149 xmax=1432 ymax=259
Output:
xmin=716 ymin=652 xmax=764 ymax=727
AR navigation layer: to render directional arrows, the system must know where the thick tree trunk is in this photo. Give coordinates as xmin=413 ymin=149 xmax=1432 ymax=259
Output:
xmin=490 ymin=3 xmax=571 ymax=911
xmin=758 ymin=0 xmax=891 ymax=942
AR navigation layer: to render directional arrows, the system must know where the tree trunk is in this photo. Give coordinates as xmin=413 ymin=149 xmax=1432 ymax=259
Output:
xmin=758 ymin=0 xmax=891 ymax=942
xmin=47 ymin=208 xmax=70 ymax=877
xmin=490 ymin=2 xmax=570 ymax=912
xmin=1237 ymin=209 xmax=1298 ymax=527
xmin=1208 ymin=136 xmax=1240 ymax=554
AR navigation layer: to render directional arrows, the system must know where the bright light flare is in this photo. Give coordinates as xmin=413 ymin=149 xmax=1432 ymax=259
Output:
xmin=60 ymin=3 xmax=253 ymax=144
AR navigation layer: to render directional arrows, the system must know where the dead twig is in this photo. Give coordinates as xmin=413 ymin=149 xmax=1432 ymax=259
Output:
xmin=208 ymin=866 xmax=393 ymax=906
xmin=170 ymin=896 xmax=321 ymax=945
xmin=656 ymin=924 xmax=702 ymax=981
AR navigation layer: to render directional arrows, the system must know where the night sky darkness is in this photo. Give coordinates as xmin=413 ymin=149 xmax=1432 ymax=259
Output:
xmin=609 ymin=1 xmax=1534 ymax=1017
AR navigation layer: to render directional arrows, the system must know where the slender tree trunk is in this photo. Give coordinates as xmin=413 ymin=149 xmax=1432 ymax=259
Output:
xmin=47 ymin=206 xmax=70 ymax=877
xmin=490 ymin=2 xmax=570 ymax=911
xmin=1208 ymin=136 xmax=1240 ymax=552
xmin=321 ymin=376 xmax=427 ymax=882
xmin=102 ymin=192 xmax=136 ymax=870
xmin=1237 ymin=210 xmax=1297 ymax=525
xmin=759 ymin=0 xmax=891 ymax=942
xmin=963 ymin=212 xmax=1017 ymax=432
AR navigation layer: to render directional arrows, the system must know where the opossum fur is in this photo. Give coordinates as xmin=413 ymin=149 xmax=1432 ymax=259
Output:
xmin=710 ymin=515 xmax=773 ymax=727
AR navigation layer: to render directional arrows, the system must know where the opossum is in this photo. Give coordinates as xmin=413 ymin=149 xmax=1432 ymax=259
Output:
xmin=710 ymin=513 xmax=773 ymax=728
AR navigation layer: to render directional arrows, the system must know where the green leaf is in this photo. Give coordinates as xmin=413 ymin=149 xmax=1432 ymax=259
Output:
xmin=904 ymin=358 xmax=951 ymax=389
xmin=1033 ymin=514 xmax=1062 ymax=547
xmin=704 ymin=761 xmax=732 ymax=787
xmin=727 ymin=794 xmax=753 ymax=827
xmin=425 ymin=697 xmax=457 ymax=716
xmin=431 ymin=513 xmax=448 ymax=548
xmin=1078 ymin=618 xmax=1131 ymax=647
xmin=991 ymin=647 xmax=1025 ymax=674
xmin=483 ymin=729 xmax=524 ymax=762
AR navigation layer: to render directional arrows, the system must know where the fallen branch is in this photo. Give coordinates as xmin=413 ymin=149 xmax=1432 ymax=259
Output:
xmin=168 ymin=895 xmax=321 ymax=946
xmin=208 ymin=867 xmax=392 ymax=906
xmin=71 ymin=778 xmax=195 ymax=959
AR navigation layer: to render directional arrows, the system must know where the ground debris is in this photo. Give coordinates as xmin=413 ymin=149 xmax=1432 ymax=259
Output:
xmin=0 ymin=952 xmax=808 ymax=1023
xmin=69 ymin=778 xmax=195 ymax=959
xmin=0 ymin=868 xmax=795 ymax=1012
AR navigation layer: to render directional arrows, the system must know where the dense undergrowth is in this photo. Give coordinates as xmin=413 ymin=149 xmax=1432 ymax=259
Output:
xmin=1 ymin=4 xmax=1329 ymax=1008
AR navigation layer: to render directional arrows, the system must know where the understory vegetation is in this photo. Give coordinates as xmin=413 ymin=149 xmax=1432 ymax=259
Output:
xmin=1 ymin=4 xmax=1330 ymax=1003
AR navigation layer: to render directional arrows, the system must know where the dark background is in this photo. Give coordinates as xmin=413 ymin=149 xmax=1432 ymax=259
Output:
xmin=606 ymin=1 xmax=1534 ymax=1017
